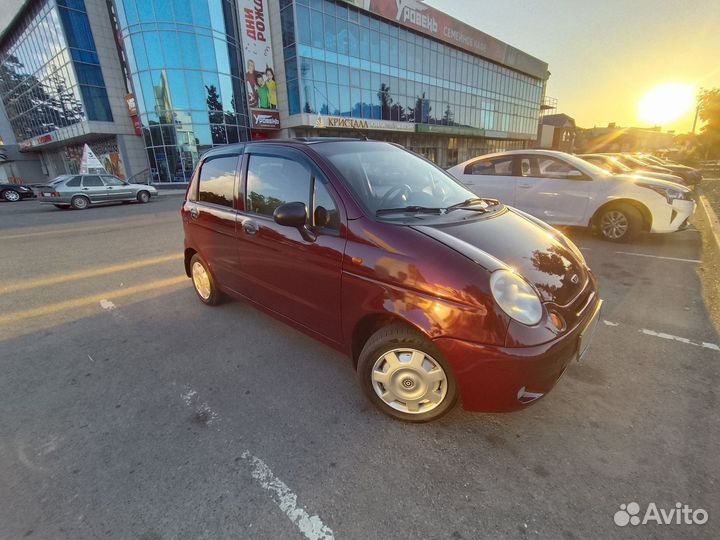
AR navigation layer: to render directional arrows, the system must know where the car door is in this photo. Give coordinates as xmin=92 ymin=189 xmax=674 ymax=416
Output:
xmin=514 ymin=154 xmax=591 ymax=225
xmin=102 ymin=175 xmax=134 ymax=201
xmin=235 ymin=145 xmax=345 ymax=344
xmin=184 ymin=151 xmax=242 ymax=289
xmin=80 ymin=175 xmax=110 ymax=202
xmin=455 ymin=156 xmax=518 ymax=205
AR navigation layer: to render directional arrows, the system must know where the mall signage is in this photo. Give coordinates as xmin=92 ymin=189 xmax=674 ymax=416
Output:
xmin=312 ymin=114 xmax=415 ymax=132
xmin=252 ymin=110 xmax=281 ymax=129
xmin=238 ymin=0 xmax=280 ymax=129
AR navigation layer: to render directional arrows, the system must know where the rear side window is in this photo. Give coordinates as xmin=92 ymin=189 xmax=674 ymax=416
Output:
xmin=246 ymin=155 xmax=311 ymax=218
xmin=65 ymin=176 xmax=82 ymax=187
xmin=466 ymin=157 xmax=513 ymax=176
xmin=198 ymin=155 xmax=238 ymax=208
xmin=82 ymin=176 xmax=104 ymax=187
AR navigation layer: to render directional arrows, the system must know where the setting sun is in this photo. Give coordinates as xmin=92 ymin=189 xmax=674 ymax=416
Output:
xmin=638 ymin=83 xmax=696 ymax=126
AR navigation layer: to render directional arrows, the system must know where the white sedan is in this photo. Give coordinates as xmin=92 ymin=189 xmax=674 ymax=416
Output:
xmin=448 ymin=149 xmax=696 ymax=242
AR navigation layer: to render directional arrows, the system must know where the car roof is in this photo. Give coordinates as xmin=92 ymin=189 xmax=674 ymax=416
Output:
xmin=453 ymin=148 xmax=574 ymax=167
xmin=200 ymin=137 xmax=373 ymax=159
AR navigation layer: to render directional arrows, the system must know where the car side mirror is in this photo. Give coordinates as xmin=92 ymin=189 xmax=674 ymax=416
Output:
xmin=314 ymin=205 xmax=330 ymax=227
xmin=274 ymin=202 xmax=316 ymax=242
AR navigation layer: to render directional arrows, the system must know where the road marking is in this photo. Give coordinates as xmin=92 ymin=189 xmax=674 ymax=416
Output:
xmin=180 ymin=385 xmax=219 ymax=425
xmin=241 ymin=451 xmax=335 ymax=540
xmin=0 ymin=276 xmax=186 ymax=326
xmin=614 ymin=251 xmax=701 ymax=264
xmin=603 ymin=320 xmax=619 ymax=326
xmin=0 ymin=216 xmax=177 ymax=240
xmin=1 ymin=253 xmax=183 ymax=294
xmin=640 ymin=329 xmax=720 ymax=351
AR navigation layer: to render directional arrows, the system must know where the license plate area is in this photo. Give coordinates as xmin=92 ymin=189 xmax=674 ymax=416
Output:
xmin=577 ymin=299 xmax=602 ymax=361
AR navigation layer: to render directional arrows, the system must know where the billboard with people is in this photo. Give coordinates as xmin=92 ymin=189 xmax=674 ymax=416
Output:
xmin=238 ymin=0 xmax=281 ymax=130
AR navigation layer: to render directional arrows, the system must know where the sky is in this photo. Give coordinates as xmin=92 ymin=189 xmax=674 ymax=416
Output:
xmin=426 ymin=0 xmax=720 ymax=133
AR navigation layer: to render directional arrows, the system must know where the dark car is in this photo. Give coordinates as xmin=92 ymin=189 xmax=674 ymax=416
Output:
xmin=181 ymin=139 xmax=602 ymax=422
xmin=605 ymin=154 xmax=700 ymax=186
xmin=1 ymin=183 xmax=36 ymax=202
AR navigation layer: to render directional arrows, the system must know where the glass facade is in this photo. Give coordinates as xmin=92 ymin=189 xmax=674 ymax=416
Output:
xmin=282 ymin=0 xmax=543 ymax=137
xmin=0 ymin=0 xmax=113 ymax=143
xmin=114 ymin=0 xmax=251 ymax=183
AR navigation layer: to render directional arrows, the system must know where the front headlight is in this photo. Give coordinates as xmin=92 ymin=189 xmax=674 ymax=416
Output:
xmin=638 ymin=182 xmax=688 ymax=204
xmin=490 ymin=270 xmax=543 ymax=326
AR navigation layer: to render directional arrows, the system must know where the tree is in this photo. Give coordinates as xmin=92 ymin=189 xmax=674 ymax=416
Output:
xmin=205 ymin=85 xmax=227 ymax=145
xmin=697 ymin=88 xmax=720 ymax=159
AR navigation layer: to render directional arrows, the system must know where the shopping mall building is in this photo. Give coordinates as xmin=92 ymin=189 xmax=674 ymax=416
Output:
xmin=0 ymin=0 xmax=549 ymax=185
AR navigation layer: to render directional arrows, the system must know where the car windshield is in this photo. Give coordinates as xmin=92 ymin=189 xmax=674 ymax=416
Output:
xmin=556 ymin=152 xmax=611 ymax=177
xmin=313 ymin=141 xmax=480 ymax=216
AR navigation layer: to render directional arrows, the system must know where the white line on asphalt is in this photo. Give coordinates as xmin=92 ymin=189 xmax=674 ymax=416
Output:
xmin=180 ymin=386 xmax=219 ymax=425
xmin=640 ymin=329 xmax=720 ymax=352
xmin=614 ymin=251 xmax=701 ymax=264
xmin=603 ymin=320 xmax=619 ymax=326
xmin=241 ymin=451 xmax=335 ymax=540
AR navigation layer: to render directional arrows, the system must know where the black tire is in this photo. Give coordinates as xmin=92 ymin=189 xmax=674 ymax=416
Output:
xmin=137 ymin=190 xmax=150 ymax=203
xmin=2 ymin=189 xmax=21 ymax=202
xmin=597 ymin=203 xmax=642 ymax=242
xmin=70 ymin=195 xmax=90 ymax=210
xmin=357 ymin=323 xmax=458 ymax=422
xmin=189 ymin=253 xmax=223 ymax=306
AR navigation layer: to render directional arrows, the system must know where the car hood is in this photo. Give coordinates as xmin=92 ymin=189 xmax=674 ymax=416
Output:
xmin=614 ymin=174 xmax=688 ymax=191
xmin=412 ymin=208 xmax=588 ymax=306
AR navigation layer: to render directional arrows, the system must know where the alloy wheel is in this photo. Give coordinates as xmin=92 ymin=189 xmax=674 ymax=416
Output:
xmin=600 ymin=210 xmax=629 ymax=240
xmin=4 ymin=190 xmax=20 ymax=202
xmin=371 ymin=348 xmax=448 ymax=414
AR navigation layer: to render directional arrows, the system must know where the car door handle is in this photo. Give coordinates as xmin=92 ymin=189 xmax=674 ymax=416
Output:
xmin=82 ymin=188 xmax=89 ymax=191
xmin=190 ymin=207 xmax=199 ymax=219
xmin=243 ymin=220 xmax=259 ymax=235
xmin=519 ymin=184 xmax=533 ymax=189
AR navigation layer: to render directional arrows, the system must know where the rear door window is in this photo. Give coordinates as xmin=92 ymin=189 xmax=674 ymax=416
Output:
xmin=65 ymin=176 xmax=82 ymax=187
xmin=198 ymin=155 xmax=238 ymax=208
xmin=102 ymin=176 xmax=125 ymax=186
xmin=82 ymin=176 xmax=104 ymax=187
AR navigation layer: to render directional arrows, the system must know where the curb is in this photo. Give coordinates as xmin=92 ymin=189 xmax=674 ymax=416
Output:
xmin=699 ymin=195 xmax=720 ymax=250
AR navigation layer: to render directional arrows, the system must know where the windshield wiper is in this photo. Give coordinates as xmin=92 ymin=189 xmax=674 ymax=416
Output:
xmin=376 ymin=206 xmax=445 ymax=216
xmin=446 ymin=198 xmax=490 ymax=212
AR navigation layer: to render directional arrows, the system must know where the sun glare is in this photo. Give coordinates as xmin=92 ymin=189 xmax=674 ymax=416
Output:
xmin=638 ymin=83 xmax=695 ymax=126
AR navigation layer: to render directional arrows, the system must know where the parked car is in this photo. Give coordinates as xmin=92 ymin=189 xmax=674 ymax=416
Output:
xmin=577 ymin=153 xmax=687 ymax=186
xmin=36 ymin=174 xmax=158 ymax=209
xmin=1 ymin=182 xmax=36 ymax=202
xmin=632 ymin=154 xmax=702 ymax=186
xmin=182 ymin=139 xmax=602 ymax=422
xmin=448 ymin=149 xmax=695 ymax=242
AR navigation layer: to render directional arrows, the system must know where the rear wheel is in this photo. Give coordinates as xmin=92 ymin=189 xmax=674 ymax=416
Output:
xmin=190 ymin=254 xmax=222 ymax=306
xmin=137 ymin=191 xmax=150 ymax=203
xmin=71 ymin=195 xmax=89 ymax=210
xmin=357 ymin=323 xmax=457 ymax=422
xmin=3 ymin=190 xmax=20 ymax=202
xmin=598 ymin=203 xmax=642 ymax=242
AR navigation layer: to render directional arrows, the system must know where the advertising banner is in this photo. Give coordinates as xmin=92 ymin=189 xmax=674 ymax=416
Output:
xmin=238 ymin=0 xmax=280 ymax=129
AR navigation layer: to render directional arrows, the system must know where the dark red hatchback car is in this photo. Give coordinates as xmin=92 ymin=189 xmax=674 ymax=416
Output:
xmin=182 ymin=139 xmax=602 ymax=422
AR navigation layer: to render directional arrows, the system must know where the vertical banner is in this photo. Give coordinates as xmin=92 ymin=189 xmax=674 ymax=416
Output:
xmin=79 ymin=144 xmax=107 ymax=174
xmin=238 ymin=0 xmax=281 ymax=130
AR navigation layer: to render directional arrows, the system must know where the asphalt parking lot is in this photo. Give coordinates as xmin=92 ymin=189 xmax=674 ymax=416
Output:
xmin=1 ymin=195 xmax=718 ymax=540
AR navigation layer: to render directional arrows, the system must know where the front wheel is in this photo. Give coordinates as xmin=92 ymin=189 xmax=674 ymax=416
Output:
xmin=597 ymin=203 xmax=642 ymax=242
xmin=137 ymin=191 xmax=150 ymax=203
xmin=3 ymin=190 xmax=21 ymax=202
xmin=71 ymin=195 xmax=89 ymax=210
xmin=357 ymin=323 xmax=457 ymax=422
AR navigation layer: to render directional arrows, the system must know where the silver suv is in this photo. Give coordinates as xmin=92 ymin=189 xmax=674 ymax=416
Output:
xmin=37 ymin=174 xmax=158 ymax=210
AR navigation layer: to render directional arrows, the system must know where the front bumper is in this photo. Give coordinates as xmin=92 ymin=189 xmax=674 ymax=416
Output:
xmin=650 ymin=199 xmax=696 ymax=234
xmin=434 ymin=298 xmax=602 ymax=412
